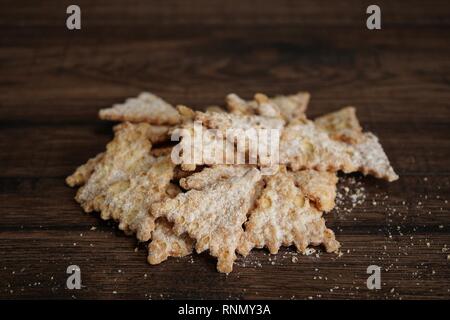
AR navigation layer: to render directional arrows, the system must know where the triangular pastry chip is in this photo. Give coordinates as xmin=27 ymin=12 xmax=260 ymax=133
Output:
xmin=267 ymin=92 xmax=310 ymax=121
xmin=152 ymin=168 xmax=262 ymax=273
xmin=196 ymin=109 xmax=285 ymax=132
xmin=315 ymin=106 xmax=363 ymax=144
xmin=352 ymin=132 xmax=398 ymax=181
xmin=171 ymin=121 xmax=236 ymax=171
xmin=144 ymin=125 xmax=173 ymax=144
xmin=67 ymin=147 xmax=192 ymax=260
xmin=99 ymin=92 xmax=181 ymax=125
xmin=66 ymin=152 xmax=104 ymax=187
xmin=98 ymin=155 xmax=176 ymax=241
xmin=290 ymin=170 xmax=338 ymax=212
xmin=75 ymin=122 xmax=157 ymax=213
xmin=280 ymin=115 xmax=398 ymax=181
xmin=179 ymin=164 xmax=252 ymax=190
xmin=226 ymin=93 xmax=281 ymax=118
xmin=195 ymin=111 xmax=284 ymax=166
xmin=238 ymin=167 xmax=340 ymax=256
xmin=205 ymin=105 xmax=226 ymax=113
xmin=280 ymin=120 xmax=355 ymax=172
xmin=148 ymin=218 xmax=194 ymax=265
xmin=226 ymin=92 xmax=310 ymax=121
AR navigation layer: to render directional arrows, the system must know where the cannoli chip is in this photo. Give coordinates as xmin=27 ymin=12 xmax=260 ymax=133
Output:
xmin=196 ymin=110 xmax=285 ymax=132
xmin=75 ymin=122 xmax=157 ymax=213
xmin=290 ymin=170 xmax=338 ymax=212
xmin=66 ymin=152 xmax=104 ymax=187
xmin=238 ymin=168 xmax=340 ymax=256
xmin=171 ymin=122 xmax=236 ymax=171
xmin=268 ymin=91 xmax=310 ymax=122
xmin=205 ymin=105 xmax=226 ymax=113
xmin=280 ymin=120 xmax=356 ymax=172
xmin=226 ymin=92 xmax=310 ymax=121
xmin=148 ymin=219 xmax=194 ymax=265
xmin=99 ymin=92 xmax=180 ymax=125
xmin=280 ymin=115 xmax=398 ymax=181
xmin=353 ymin=132 xmax=399 ymax=182
xmin=179 ymin=164 xmax=252 ymax=190
xmin=98 ymin=155 xmax=176 ymax=241
xmin=152 ymin=168 xmax=262 ymax=273
xmin=315 ymin=106 xmax=363 ymax=144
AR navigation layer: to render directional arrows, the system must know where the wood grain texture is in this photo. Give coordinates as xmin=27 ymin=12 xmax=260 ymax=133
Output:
xmin=0 ymin=1 xmax=449 ymax=299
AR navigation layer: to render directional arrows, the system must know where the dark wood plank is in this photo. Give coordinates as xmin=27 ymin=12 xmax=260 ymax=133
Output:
xmin=1 ymin=0 xmax=449 ymax=28
xmin=0 ymin=0 xmax=449 ymax=299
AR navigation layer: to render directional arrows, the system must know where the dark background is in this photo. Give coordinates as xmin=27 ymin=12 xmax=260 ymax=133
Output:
xmin=0 ymin=1 xmax=449 ymax=299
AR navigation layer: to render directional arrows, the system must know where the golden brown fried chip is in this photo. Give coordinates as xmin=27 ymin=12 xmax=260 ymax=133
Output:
xmin=152 ymin=168 xmax=262 ymax=274
xmin=238 ymin=167 xmax=340 ymax=256
xmin=66 ymin=152 xmax=104 ymax=187
xmin=145 ymin=125 xmax=173 ymax=144
xmin=197 ymin=109 xmax=285 ymax=131
xmin=226 ymin=93 xmax=281 ymax=118
xmin=280 ymin=120 xmax=355 ymax=172
xmin=176 ymin=105 xmax=196 ymax=123
xmin=195 ymin=110 xmax=284 ymax=166
xmin=69 ymin=146 xmax=191 ymax=260
xmin=226 ymin=92 xmax=310 ymax=121
xmin=99 ymin=92 xmax=180 ymax=125
xmin=353 ymin=132 xmax=398 ymax=181
xmin=98 ymin=155 xmax=176 ymax=241
xmin=179 ymin=164 xmax=252 ymax=190
xmin=171 ymin=121 xmax=236 ymax=171
xmin=268 ymin=91 xmax=310 ymax=122
xmin=280 ymin=119 xmax=398 ymax=181
xmin=315 ymin=106 xmax=363 ymax=144
xmin=148 ymin=218 xmax=194 ymax=265
xmin=205 ymin=105 xmax=226 ymax=113
xmin=75 ymin=122 xmax=157 ymax=213
xmin=290 ymin=170 xmax=338 ymax=212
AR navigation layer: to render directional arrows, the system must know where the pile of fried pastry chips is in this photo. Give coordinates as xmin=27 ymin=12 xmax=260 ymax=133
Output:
xmin=67 ymin=91 xmax=397 ymax=274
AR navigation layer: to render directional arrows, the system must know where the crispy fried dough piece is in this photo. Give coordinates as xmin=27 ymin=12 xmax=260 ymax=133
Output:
xmin=176 ymin=105 xmax=196 ymax=123
xmin=290 ymin=170 xmax=338 ymax=212
xmin=152 ymin=168 xmax=262 ymax=274
xmin=179 ymin=164 xmax=252 ymax=190
xmin=196 ymin=110 xmax=285 ymax=132
xmin=315 ymin=106 xmax=363 ymax=144
xmin=195 ymin=111 xmax=284 ymax=166
xmin=280 ymin=119 xmax=398 ymax=181
xmin=238 ymin=168 xmax=340 ymax=256
xmin=148 ymin=218 xmax=194 ymax=265
xmin=226 ymin=92 xmax=310 ymax=121
xmin=353 ymin=132 xmax=398 ymax=181
xmin=226 ymin=93 xmax=281 ymax=118
xmin=145 ymin=125 xmax=173 ymax=144
xmin=281 ymin=120 xmax=355 ymax=172
xmin=98 ymin=155 xmax=176 ymax=241
xmin=205 ymin=105 xmax=226 ymax=113
xmin=66 ymin=152 xmax=105 ymax=187
xmin=99 ymin=92 xmax=180 ymax=125
xmin=75 ymin=122 xmax=157 ymax=213
xmin=171 ymin=121 xmax=236 ymax=171
xmin=268 ymin=92 xmax=310 ymax=122
xmin=68 ymin=142 xmax=190 ymax=257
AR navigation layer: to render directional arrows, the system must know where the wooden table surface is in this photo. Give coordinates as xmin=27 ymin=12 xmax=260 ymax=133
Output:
xmin=1 ymin=0 xmax=449 ymax=300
